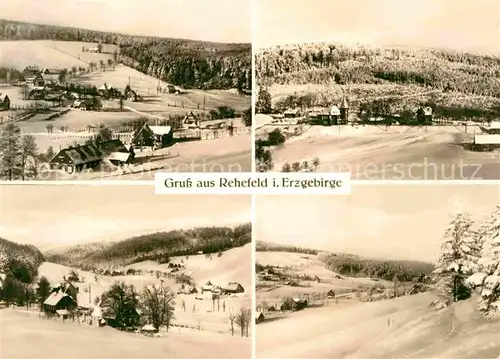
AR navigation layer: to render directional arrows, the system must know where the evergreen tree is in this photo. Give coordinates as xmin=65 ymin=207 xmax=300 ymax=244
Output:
xmin=0 ymin=123 xmax=21 ymax=180
xmin=433 ymin=211 xmax=479 ymax=302
xmin=36 ymin=276 xmax=51 ymax=311
xmin=467 ymin=206 xmax=500 ymax=316
xmin=256 ymin=87 xmax=272 ymax=114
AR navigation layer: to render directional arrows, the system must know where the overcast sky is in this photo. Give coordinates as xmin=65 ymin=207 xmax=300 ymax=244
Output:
xmin=256 ymin=0 xmax=500 ymax=53
xmin=0 ymin=0 xmax=251 ymax=43
xmin=0 ymin=185 xmax=251 ymax=250
xmin=256 ymin=185 xmax=500 ymax=263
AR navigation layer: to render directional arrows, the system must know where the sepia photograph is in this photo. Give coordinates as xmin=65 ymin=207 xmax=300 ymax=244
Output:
xmin=255 ymin=0 xmax=500 ymax=180
xmin=0 ymin=186 xmax=252 ymax=358
xmin=255 ymin=184 xmax=500 ymax=358
xmin=0 ymin=0 xmax=252 ymax=181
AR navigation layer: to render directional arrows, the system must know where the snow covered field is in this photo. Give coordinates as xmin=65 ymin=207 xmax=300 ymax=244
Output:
xmin=266 ymin=125 xmax=500 ymax=179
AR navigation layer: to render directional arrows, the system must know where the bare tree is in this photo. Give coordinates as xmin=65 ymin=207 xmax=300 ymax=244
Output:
xmin=235 ymin=307 xmax=251 ymax=337
xmin=228 ymin=311 xmax=236 ymax=336
xmin=181 ymin=299 xmax=186 ymax=312
xmin=139 ymin=285 xmax=175 ymax=331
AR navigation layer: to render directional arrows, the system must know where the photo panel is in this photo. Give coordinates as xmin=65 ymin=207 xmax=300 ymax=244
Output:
xmin=254 ymin=0 xmax=500 ymax=180
xmin=0 ymin=185 xmax=252 ymax=358
xmin=255 ymin=183 xmax=500 ymax=358
xmin=0 ymin=0 xmax=252 ymax=181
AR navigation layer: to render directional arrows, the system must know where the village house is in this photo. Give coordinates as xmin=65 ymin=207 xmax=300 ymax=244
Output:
xmin=43 ymin=292 xmax=77 ymax=315
xmin=308 ymin=105 xmax=341 ymax=126
xmin=49 ymin=139 xmax=131 ymax=173
xmin=49 ymin=144 xmax=101 ymax=173
xmin=132 ymin=122 xmax=173 ymax=149
xmin=223 ymin=281 xmax=245 ymax=294
xmin=21 ymin=66 xmax=44 ymax=87
xmin=166 ymin=84 xmax=178 ymax=94
xmin=416 ymin=106 xmax=433 ymax=125
xmin=255 ymin=312 xmax=265 ymax=324
xmin=97 ymin=139 xmax=134 ymax=165
xmin=283 ymin=109 xmax=300 ymax=118
xmin=0 ymin=93 xmax=10 ymax=111
xmin=280 ymin=297 xmax=308 ymax=312
xmin=182 ymin=111 xmax=199 ymax=129
xmin=41 ymin=69 xmax=63 ymax=86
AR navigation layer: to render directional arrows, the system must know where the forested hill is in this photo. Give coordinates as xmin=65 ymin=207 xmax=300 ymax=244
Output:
xmin=0 ymin=238 xmax=45 ymax=283
xmin=0 ymin=19 xmax=251 ymax=90
xmin=45 ymin=223 xmax=252 ymax=269
xmin=255 ymin=42 xmax=500 ymax=97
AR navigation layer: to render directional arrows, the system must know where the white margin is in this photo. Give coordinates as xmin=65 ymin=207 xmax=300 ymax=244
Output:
xmin=251 ymin=192 xmax=257 ymax=359
xmin=250 ymin=0 xmax=257 ymax=174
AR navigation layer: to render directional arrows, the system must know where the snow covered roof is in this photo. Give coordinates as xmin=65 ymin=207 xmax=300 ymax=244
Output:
xmin=106 ymin=152 xmax=130 ymax=162
xmin=44 ymin=292 xmax=69 ymax=306
xmin=149 ymin=125 xmax=172 ymax=135
xmin=56 ymin=309 xmax=69 ymax=316
xmin=142 ymin=324 xmax=157 ymax=331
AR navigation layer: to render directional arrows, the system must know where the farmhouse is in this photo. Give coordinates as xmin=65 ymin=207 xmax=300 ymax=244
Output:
xmin=132 ymin=122 xmax=173 ymax=149
xmin=416 ymin=106 xmax=433 ymax=124
xmin=182 ymin=111 xmax=199 ymax=129
xmin=202 ymin=280 xmax=214 ymax=293
xmin=43 ymin=292 xmax=77 ymax=314
xmin=166 ymin=85 xmax=177 ymax=94
xmin=255 ymin=312 xmax=265 ymax=324
xmin=0 ymin=93 xmax=10 ymax=110
xmin=223 ymin=281 xmax=245 ymax=294
xmin=280 ymin=297 xmax=308 ymax=312
xmin=50 ymin=281 xmax=79 ymax=300
xmin=49 ymin=144 xmax=101 ymax=173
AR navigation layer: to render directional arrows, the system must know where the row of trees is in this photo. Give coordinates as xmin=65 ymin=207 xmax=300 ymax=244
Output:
xmin=256 ymin=43 xmax=500 ymax=98
xmin=432 ymin=205 xmax=500 ymax=316
xmin=47 ymin=224 xmax=252 ymax=269
xmin=323 ymin=255 xmax=434 ymax=282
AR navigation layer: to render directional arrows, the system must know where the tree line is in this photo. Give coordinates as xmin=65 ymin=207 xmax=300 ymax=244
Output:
xmin=256 ymin=43 xmax=500 ymax=98
xmin=46 ymin=223 xmax=252 ymax=269
xmin=0 ymin=19 xmax=251 ymax=91
xmin=256 ymin=241 xmax=319 ymax=255
xmin=322 ymin=255 xmax=434 ymax=282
